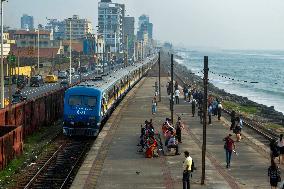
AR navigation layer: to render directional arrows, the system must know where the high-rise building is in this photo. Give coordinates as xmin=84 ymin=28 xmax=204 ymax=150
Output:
xmin=147 ymin=23 xmax=153 ymax=39
xmin=137 ymin=14 xmax=153 ymax=41
xmin=21 ymin=14 xmax=34 ymax=30
xmin=123 ymin=17 xmax=135 ymax=59
xmin=138 ymin=15 xmax=149 ymax=30
xmin=98 ymin=0 xmax=124 ymax=53
xmin=45 ymin=19 xmax=65 ymax=40
xmin=64 ymin=15 xmax=93 ymax=40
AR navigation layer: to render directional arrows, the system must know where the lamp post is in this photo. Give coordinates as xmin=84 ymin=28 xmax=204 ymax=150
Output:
xmin=0 ymin=0 xmax=6 ymax=108
xmin=68 ymin=18 xmax=72 ymax=84
xmin=114 ymin=31 xmax=117 ymax=53
xmin=141 ymin=40 xmax=144 ymax=60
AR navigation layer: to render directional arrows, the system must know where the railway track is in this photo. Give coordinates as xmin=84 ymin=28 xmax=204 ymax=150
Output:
xmin=21 ymin=139 xmax=92 ymax=189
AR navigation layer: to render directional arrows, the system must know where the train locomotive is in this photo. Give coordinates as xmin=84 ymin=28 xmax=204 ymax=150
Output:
xmin=63 ymin=56 xmax=156 ymax=136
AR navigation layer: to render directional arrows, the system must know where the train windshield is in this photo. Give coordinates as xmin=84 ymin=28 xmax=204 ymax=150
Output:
xmin=69 ymin=95 xmax=97 ymax=107
xmin=69 ymin=95 xmax=82 ymax=106
xmin=85 ymin=96 xmax=96 ymax=107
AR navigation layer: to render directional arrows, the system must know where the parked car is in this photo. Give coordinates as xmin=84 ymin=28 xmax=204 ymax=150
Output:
xmin=60 ymin=80 xmax=69 ymax=87
xmin=58 ymin=71 xmax=68 ymax=79
xmin=12 ymin=94 xmax=27 ymax=104
xmin=66 ymin=68 xmax=75 ymax=75
xmin=17 ymin=75 xmax=29 ymax=85
xmin=79 ymin=66 xmax=88 ymax=73
xmin=94 ymin=65 xmax=103 ymax=74
xmin=30 ymin=75 xmax=44 ymax=87
xmin=45 ymin=75 xmax=58 ymax=83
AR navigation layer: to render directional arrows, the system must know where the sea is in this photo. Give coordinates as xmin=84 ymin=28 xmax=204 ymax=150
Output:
xmin=175 ymin=49 xmax=284 ymax=114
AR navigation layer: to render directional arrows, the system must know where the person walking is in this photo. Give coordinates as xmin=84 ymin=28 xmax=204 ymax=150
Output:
xmin=217 ymin=101 xmax=223 ymax=120
xmin=176 ymin=117 xmax=184 ymax=143
xmin=175 ymin=89 xmax=180 ymax=104
xmin=151 ymin=97 xmax=157 ymax=114
xmin=270 ymin=139 xmax=280 ymax=160
xmin=183 ymin=85 xmax=188 ymax=101
xmin=191 ymin=99 xmax=196 ymax=117
xmin=182 ymin=151 xmax=192 ymax=189
xmin=233 ymin=117 xmax=242 ymax=142
xmin=223 ymin=134 xmax=236 ymax=168
xmin=208 ymin=103 xmax=213 ymax=125
xmin=174 ymin=81 xmax=179 ymax=90
xmin=230 ymin=110 xmax=236 ymax=130
xmin=268 ymin=158 xmax=281 ymax=189
xmin=166 ymin=81 xmax=170 ymax=95
xmin=212 ymin=99 xmax=218 ymax=116
xmin=277 ymin=134 xmax=284 ymax=164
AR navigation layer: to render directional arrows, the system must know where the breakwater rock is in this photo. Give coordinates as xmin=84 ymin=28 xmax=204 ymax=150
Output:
xmin=174 ymin=63 xmax=284 ymax=125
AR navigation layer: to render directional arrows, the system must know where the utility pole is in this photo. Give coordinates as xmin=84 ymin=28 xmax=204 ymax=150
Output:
xmin=141 ymin=41 xmax=144 ymax=60
xmin=114 ymin=31 xmax=117 ymax=54
xmin=79 ymin=52 xmax=81 ymax=82
xmin=69 ymin=18 xmax=72 ymax=85
xmin=170 ymin=54 xmax=174 ymax=124
xmin=8 ymin=56 xmax=11 ymax=107
xmin=0 ymin=0 xmax=6 ymax=108
xmin=125 ymin=35 xmax=128 ymax=67
xmin=102 ymin=42 xmax=105 ymax=74
xmin=7 ymin=53 xmax=15 ymax=108
xmin=133 ymin=41 xmax=136 ymax=62
xmin=158 ymin=51 xmax=161 ymax=102
xmin=201 ymin=56 xmax=209 ymax=185
xmin=37 ymin=27 xmax=40 ymax=73
xmin=17 ymin=49 xmax=20 ymax=81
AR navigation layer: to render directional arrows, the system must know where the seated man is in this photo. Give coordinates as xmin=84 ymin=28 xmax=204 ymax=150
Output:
xmin=167 ymin=134 xmax=180 ymax=155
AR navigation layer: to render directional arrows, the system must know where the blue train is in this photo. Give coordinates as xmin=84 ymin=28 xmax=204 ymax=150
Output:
xmin=63 ymin=57 xmax=156 ymax=136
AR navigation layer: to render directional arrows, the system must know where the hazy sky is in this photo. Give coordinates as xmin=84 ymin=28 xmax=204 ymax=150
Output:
xmin=5 ymin=0 xmax=284 ymax=50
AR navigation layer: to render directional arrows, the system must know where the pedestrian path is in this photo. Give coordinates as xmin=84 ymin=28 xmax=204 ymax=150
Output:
xmin=71 ymin=76 xmax=271 ymax=189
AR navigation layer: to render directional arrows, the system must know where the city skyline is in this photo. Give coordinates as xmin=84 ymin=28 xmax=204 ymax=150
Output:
xmin=4 ymin=0 xmax=284 ymax=50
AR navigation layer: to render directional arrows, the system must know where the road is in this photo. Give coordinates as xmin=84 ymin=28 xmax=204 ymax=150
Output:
xmin=2 ymin=63 xmax=121 ymax=105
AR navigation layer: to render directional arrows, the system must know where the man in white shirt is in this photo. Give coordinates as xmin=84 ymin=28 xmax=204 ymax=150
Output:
xmin=183 ymin=151 xmax=192 ymax=189
xmin=175 ymin=89 xmax=180 ymax=104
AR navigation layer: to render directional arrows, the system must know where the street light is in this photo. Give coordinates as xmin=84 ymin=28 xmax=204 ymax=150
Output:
xmin=68 ymin=18 xmax=72 ymax=85
xmin=0 ymin=0 xmax=6 ymax=108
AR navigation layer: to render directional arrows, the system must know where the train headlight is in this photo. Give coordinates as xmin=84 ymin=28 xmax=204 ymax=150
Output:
xmin=87 ymin=123 xmax=90 ymax=126
xmin=70 ymin=122 xmax=74 ymax=125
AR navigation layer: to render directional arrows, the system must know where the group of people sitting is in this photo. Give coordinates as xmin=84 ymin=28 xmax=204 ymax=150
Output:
xmin=162 ymin=117 xmax=184 ymax=155
xmin=137 ymin=119 xmax=161 ymax=158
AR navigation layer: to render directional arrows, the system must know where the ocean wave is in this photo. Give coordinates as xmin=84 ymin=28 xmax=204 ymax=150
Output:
xmin=179 ymin=49 xmax=284 ymax=113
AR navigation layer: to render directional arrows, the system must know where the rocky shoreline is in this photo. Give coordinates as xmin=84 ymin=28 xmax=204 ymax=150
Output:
xmin=172 ymin=59 xmax=284 ymax=126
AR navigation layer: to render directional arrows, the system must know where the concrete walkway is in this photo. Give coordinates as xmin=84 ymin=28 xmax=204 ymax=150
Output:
xmin=71 ymin=76 xmax=271 ymax=189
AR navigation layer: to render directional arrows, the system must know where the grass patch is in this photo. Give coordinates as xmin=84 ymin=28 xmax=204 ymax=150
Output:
xmin=265 ymin=123 xmax=283 ymax=130
xmin=222 ymin=100 xmax=259 ymax=115
xmin=0 ymin=123 xmax=61 ymax=188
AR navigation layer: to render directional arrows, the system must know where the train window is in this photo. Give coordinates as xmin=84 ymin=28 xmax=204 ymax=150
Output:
xmin=69 ymin=95 xmax=82 ymax=106
xmin=84 ymin=96 xmax=97 ymax=107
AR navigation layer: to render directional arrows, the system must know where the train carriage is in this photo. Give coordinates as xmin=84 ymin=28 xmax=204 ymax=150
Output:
xmin=63 ymin=56 xmax=156 ymax=136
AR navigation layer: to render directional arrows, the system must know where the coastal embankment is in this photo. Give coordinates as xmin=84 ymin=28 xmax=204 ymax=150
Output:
xmin=162 ymin=51 xmax=284 ymax=129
